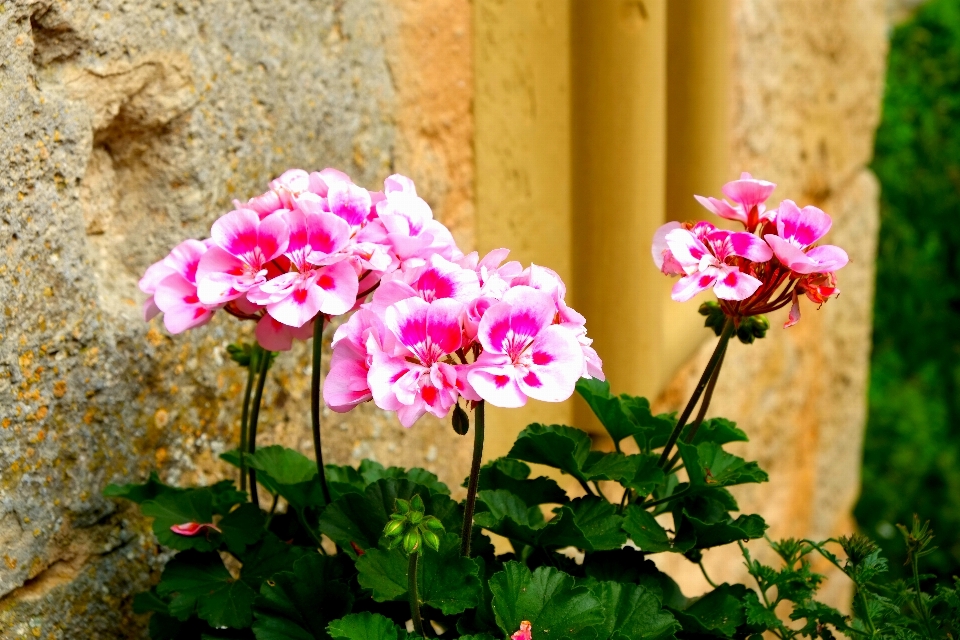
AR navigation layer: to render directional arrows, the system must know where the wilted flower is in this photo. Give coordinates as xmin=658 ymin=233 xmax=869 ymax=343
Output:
xmin=511 ymin=621 xmax=533 ymax=640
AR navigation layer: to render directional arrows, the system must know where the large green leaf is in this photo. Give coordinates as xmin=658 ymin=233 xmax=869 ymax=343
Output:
xmin=218 ymin=503 xmax=267 ymax=555
xmin=489 ymin=562 xmax=604 ymax=639
xmin=474 ymin=489 xmax=545 ymax=547
xmin=326 ymin=613 xmax=410 ymax=640
xmin=238 ymin=533 xmax=312 ymax=588
xmin=357 ymin=533 xmax=481 ymax=615
xmin=252 ymin=554 xmax=354 ymax=640
xmin=677 ymin=442 xmax=768 ymax=489
xmin=141 ymin=489 xmax=223 ymax=552
xmin=359 ymin=460 xmax=451 ymax=495
xmin=319 ymin=479 xmax=460 ymax=557
xmin=247 ymin=446 xmax=318 ymax=485
xmin=622 ymin=455 xmax=665 ymax=497
xmin=621 ymin=506 xmax=684 ymax=554
xmin=619 ymin=397 xmax=676 ymax=453
xmin=157 ymin=551 xmax=257 ymax=629
xmin=669 ymin=584 xmax=748 ymax=637
xmin=674 ymin=511 xmax=767 ymax=549
xmin=589 ymin=581 xmax=679 ymax=640
xmin=582 ymin=549 xmax=689 ymax=610
xmin=576 ymin=379 xmax=640 ymax=444
xmin=476 ymin=458 xmax=569 ymax=505
xmin=539 ymin=497 xmax=627 ymax=551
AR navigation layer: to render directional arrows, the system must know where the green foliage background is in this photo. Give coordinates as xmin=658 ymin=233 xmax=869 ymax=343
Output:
xmin=857 ymin=0 xmax=960 ymax=582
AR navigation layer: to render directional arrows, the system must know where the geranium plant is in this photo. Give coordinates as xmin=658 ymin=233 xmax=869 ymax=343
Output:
xmin=108 ymin=171 xmax=958 ymax=639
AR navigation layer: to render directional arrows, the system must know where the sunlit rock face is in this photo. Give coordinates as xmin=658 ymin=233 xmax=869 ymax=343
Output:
xmin=0 ymin=0 xmax=473 ymax=634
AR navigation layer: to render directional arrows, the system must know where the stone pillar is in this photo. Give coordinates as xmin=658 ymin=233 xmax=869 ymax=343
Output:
xmin=652 ymin=0 xmax=888 ymax=608
xmin=0 ymin=0 xmax=473 ymax=635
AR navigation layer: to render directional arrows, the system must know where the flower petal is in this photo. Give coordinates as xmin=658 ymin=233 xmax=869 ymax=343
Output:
xmin=776 ymin=200 xmax=832 ymax=247
xmin=211 ymin=209 xmax=261 ymax=257
xmin=711 ymin=266 xmax=762 ymax=301
xmin=804 ymin=245 xmax=849 ymax=273
xmin=694 ymin=195 xmax=746 ymax=224
xmin=665 ymin=228 xmax=713 ymax=269
xmin=651 ymin=221 xmax=682 ymax=270
xmin=328 ymin=180 xmax=372 ymax=227
xmin=727 ymin=231 xmax=773 ymax=262
xmin=671 ymin=272 xmax=717 ymax=302
xmin=764 ymin=234 xmax=819 ymax=274
xmin=467 ymin=364 xmax=527 ymax=408
xmin=517 ymin=325 xmax=583 ymax=403
xmin=721 ymin=173 xmax=776 ymax=209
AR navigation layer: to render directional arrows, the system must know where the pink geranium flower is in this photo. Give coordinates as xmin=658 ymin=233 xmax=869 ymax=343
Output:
xmin=764 ymin=200 xmax=849 ymax=275
xmin=367 ymin=298 xmax=468 ymax=427
xmin=694 ymin=172 xmax=777 ymax=232
xmin=140 ymin=239 xmax=218 ymax=334
xmin=373 ymin=174 xmax=460 ymax=263
xmin=467 ymin=287 xmax=583 ymax=408
xmin=324 ymin=308 xmax=394 ymax=412
xmin=664 ymin=222 xmax=773 ymax=302
xmin=511 ymin=621 xmax=533 ymax=640
xmin=369 ymin=254 xmax=481 ymax=315
xmin=196 ymin=209 xmax=290 ymax=306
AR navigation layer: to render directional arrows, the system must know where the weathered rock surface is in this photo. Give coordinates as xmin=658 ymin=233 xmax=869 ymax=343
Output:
xmin=0 ymin=0 xmax=472 ymax=635
xmin=653 ymin=0 xmax=888 ymax=608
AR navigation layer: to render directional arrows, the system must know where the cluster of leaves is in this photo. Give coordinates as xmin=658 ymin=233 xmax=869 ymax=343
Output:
xmin=860 ymin=0 xmax=960 ymax=581
xmin=106 ymin=379 xmax=953 ymax=639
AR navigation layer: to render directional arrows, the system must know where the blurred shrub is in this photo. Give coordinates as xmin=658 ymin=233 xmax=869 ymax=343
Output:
xmin=857 ymin=0 xmax=960 ymax=582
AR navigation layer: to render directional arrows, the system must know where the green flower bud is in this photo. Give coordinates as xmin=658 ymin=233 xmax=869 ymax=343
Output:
xmin=226 ymin=343 xmax=253 ymax=367
xmin=390 ymin=513 xmax=406 ymax=521
xmin=411 ymin=494 xmax=425 ymax=512
xmin=383 ymin=519 xmax=405 ymax=538
xmin=409 ymin=511 xmax=423 ymax=525
xmin=386 ymin=535 xmax=402 ymax=550
xmin=736 ymin=324 xmax=756 ymax=344
xmin=395 ymin=499 xmax=411 ymax=515
xmin=422 ymin=516 xmax=445 ymax=533
xmin=451 ymin=402 xmax=470 ymax=435
xmin=403 ymin=530 xmax=422 ymax=555
xmin=698 ymin=301 xmax=727 ymax=336
xmin=422 ymin=529 xmax=441 ymax=552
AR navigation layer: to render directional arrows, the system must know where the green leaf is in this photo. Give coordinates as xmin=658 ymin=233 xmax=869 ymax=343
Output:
xmin=576 ymin=379 xmax=640 ymax=444
xmin=319 ymin=479 xmax=460 ymax=557
xmin=742 ymin=590 xmax=781 ymax=631
xmin=622 ymin=506 xmax=683 ymax=553
xmin=218 ymin=503 xmax=267 ymax=554
xmin=142 ymin=489 xmax=220 ymax=552
xmin=620 ymin=398 xmax=676 ymax=453
xmin=677 ymin=442 xmax=768 ymax=489
xmin=252 ymin=554 xmax=354 ymax=640
xmin=238 ymin=533 xmax=311 ymax=588
xmin=581 ymin=452 xmax=640 ymax=484
xmin=327 ymin=612 xmax=409 ymax=640
xmin=675 ymin=511 xmax=767 ymax=549
xmin=669 ymin=584 xmax=748 ymax=637
xmin=681 ymin=418 xmax=748 ymax=447
xmin=359 ymin=460 xmax=450 ymax=495
xmin=247 ymin=446 xmax=318 ymax=485
xmin=103 ymin=472 xmax=173 ymax=503
xmin=582 ymin=549 xmax=689 ymax=610
xmin=589 ymin=581 xmax=679 ymax=640
xmin=157 ymin=551 xmax=257 ymax=629
xmin=507 ymin=424 xmax=593 ymax=480
xmin=621 ymin=455 xmax=665 ymax=497
xmin=476 ymin=458 xmax=569 ymax=505
xmin=474 ymin=489 xmax=545 ymax=547
xmin=133 ymin=588 xmax=169 ymax=615
xmin=489 ymin=561 xmax=604 ymax=639
xmin=357 ymin=533 xmax=481 ymax=615
xmin=417 ymin=533 xmax=483 ymax=614
xmin=324 ymin=465 xmax=367 ymax=499
xmin=540 ymin=497 xmax=627 ymax=551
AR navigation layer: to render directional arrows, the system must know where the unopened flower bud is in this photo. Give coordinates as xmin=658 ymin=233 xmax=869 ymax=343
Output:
xmin=396 ymin=499 xmax=411 ymax=515
xmin=226 ymin=343 xmax=253 ymax=368
xmin=698 ymin=301 xmax=727 ymax=336
xmin=422 ymin=529 xmax=441 ymax=552
xmin=452 ymin=402 xmax=470 ymax=435
xmin=422 ymin=516 xmax=444 ymax=532
xmin=411 ymin=495 xmax=425 ymax=512
xmin=383 ymin=519 xmax=404 ymax=538
xmin=409 ymin=511 xmax=423 ymax=525
xmin=403 ymin=530 xmax=422 ymax=555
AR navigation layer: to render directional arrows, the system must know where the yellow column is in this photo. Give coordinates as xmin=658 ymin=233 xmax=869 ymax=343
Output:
xmin=474 ymin=0 xmax=573 ymax=459
xmin=571 ymin=0 xmax=668 ymax=416
xmin=661 ymin=0 xmax=732 ymax=379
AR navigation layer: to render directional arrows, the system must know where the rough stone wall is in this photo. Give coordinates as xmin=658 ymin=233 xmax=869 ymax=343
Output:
xmin=653 ymin=0 xmax=888 ymax=608
xmin=0 ymin=0 xmax=472 ymax=636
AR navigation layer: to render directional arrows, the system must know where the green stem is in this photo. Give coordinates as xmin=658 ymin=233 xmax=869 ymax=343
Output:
xmin=239 ymin=363 xmax=255 ymax=493
xmin=640 ymin=487 xmax=690 ymax=509
xmin=698 ymin=560 xmax=718 ymax=588
xmin=664 ymin=344 xmax=728 ymax=473
xmin=409 ymin=552 xmax=425 ymax=638
xmin=856 ymin=588 xmax=877 ymax=638
xmin=658 ymin=319 xmax=734 ymax=469
xmin=460 ymin=401 xmax=485 ymax=557
xmin=247 ymin=350 xmax=272 ymax=509
xmin=311 ymin=318 xmax=332 ymax=506
xmin=911 ymin=552 xmax=934 ymax=636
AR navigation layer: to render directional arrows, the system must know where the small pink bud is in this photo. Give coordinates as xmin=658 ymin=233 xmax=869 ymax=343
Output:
xmin=511 ymin=621 xmax=532 ymax=640
xmin=170 ymin=522 xmax=221 ymax=536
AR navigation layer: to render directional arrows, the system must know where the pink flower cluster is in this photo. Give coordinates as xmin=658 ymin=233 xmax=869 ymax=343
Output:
xmin=652 ymin=173 xmax=849 ymax=327
xmin=140 ymin=169 xmax=455 ymax=351
xmin=323 ymin=252 xmax=604 ymax=427
xmin=140 ymin=169 xmax=602 ymax=427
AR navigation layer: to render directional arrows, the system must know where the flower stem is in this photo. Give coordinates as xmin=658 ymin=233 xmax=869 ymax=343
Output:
xmin=409 ymin=551 xmax=425 ymax=638
xmin=911 ymin=551 xmax=934 ymax=636
xmin=238 ymin=362 xmax=256 ymax=492
xmin=248 ymin=349 xmax=272 ymax=509
xmin=664 ymin=345 xmax=728 ymax=473
xmin=311 ymin=318 xmax=332 ymax=506
xmin=460 ymin=400 xmax=485 ymax=557
xmin=657 ymin=318 xmax=734 ymax=469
